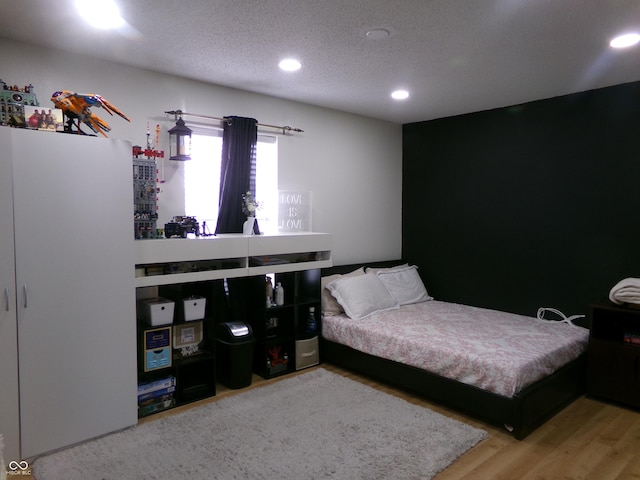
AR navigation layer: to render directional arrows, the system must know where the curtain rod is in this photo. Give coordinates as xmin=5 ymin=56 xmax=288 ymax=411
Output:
xmin=164 ymin=110 xmax=304 ymax=135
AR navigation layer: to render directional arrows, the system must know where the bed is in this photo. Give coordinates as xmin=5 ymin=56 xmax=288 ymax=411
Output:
xmin=320 ymin=261 xmax=589 ymax=439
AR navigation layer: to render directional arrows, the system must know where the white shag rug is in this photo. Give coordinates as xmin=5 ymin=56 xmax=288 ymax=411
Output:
xmin=33 ymin=368 xmax=487 ymax=480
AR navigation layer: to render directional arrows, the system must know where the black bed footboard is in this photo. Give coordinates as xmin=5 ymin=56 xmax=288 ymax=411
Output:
xmin=512 ymin=354 xmax=587 ymax=438
xmin=320 ymin=337 xmax=586 ymax=439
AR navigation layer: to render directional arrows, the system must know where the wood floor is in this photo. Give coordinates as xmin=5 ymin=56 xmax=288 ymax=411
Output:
xmin=149 ymin=363 xmax=640 ymax=479
xmin=321 ymin=364 xmax=640 ymax=480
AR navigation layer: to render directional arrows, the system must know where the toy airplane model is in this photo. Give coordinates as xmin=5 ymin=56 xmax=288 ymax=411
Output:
xmin=51 ymin=90 xmax=130 ymax=137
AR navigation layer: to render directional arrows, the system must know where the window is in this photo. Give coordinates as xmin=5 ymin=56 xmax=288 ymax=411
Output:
xmin=184 ymin=130 xmax=278 ymax=234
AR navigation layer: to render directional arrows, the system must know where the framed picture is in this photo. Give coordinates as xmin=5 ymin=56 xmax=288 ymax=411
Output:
xmin=24 ymin=105 xmax=63 ymax=132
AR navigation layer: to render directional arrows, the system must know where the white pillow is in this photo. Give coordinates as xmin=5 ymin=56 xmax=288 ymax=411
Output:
xmin=326 ymin=273 xmax=399 ymax=319
xmin=365 ymin=263 xmax=408 ymax=274
xmin=376 ymin=265 xmax=432 ymax=305
xmin=321 ymin=267 xmax=365 ymax=316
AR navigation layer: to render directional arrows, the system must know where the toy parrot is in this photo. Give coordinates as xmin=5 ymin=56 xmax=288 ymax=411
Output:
xmin=51 ymin=90 xmax=130 ymax=137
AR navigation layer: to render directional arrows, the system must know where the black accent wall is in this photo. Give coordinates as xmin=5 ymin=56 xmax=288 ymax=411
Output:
xmin=403 ymin=81 xmax=640 ymax=317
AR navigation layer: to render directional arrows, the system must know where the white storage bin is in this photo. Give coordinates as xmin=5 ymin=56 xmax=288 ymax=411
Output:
xmin=181 ymin=296 xmax=206 ymax=321
xmin=142 ymin=297 xmax=175 ymax=326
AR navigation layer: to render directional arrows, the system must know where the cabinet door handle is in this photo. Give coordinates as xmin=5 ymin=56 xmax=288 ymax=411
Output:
xmin=23 ymin=284 xmax=28 ymax=309
xmin=3 ymin=287 xmax=8 ymax=311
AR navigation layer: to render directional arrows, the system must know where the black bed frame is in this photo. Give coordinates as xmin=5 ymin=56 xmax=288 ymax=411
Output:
xmin=320 ymin=261 xmax=587 ymax=440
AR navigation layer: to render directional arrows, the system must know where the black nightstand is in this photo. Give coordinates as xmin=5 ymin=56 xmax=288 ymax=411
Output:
xmin=587 ymin=304 xmax=640 ymax=409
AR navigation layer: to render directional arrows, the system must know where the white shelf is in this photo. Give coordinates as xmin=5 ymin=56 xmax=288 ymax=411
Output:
xmin=134 ymin=232 xmax=332 ymax=287
xmin=248 ymin=259 xmax=333 ymax=276
xmin=135 ymin=268 xmax=248 ymax=287
xmin=134 ymin=234 xmax=247 ymax=264
xmin=247 ymin=232 xmax=332 ymax=256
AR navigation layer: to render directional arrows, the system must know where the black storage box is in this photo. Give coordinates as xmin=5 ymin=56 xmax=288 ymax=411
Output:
xmin=215 ymin=322 xmax=255 ymax=389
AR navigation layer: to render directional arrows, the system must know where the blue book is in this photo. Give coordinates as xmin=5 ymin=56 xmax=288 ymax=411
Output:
xmin=138 ymin=376 xmax=176 ymax=395
xmin=138 ymin=385 xmax=176 ymax=403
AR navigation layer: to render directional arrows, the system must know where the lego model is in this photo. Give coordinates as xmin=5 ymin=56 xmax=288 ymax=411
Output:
xmin=1 ymin=79 xmax=39 ymax=126
xmin=50 ymin=90 xmax=130 ymax=137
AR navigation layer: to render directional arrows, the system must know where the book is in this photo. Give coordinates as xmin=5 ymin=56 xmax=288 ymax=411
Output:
xmin=138 ymin=385 xmax=176 ymax=403
xmin=138 ymin=398 xmax=175 ymax=417
xmin=138 ymin=393 xmax=175 ymax=408
xmin=138 ymin=376 xmax=176 ymax=395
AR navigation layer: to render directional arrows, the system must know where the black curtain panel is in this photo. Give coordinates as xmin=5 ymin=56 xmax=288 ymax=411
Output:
xmin=215 ymin=116 xmax=259 ymax=234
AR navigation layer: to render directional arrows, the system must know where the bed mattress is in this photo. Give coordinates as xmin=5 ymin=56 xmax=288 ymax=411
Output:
xmin=322 ymin=300 xmax=589 ymax=397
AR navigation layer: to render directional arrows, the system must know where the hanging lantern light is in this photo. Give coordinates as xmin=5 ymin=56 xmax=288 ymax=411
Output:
xmin=168 ymin=112 xmax=192 ymax=161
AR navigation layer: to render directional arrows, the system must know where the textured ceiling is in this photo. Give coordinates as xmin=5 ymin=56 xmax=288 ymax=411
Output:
xmin=1 ymin=0 xmax=640 ymax=124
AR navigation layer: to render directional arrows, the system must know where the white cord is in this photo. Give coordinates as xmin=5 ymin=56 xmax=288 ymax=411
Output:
xmin=536 ymin=307 xmax=585 ymax=327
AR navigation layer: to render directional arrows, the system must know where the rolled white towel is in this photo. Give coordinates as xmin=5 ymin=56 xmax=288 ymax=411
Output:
xmin=609 ymin=277 xmax=640 ymax=305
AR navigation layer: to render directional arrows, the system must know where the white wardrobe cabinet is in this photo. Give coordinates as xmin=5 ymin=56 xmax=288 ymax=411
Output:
xmin=0 ymin=128 xmax=138 ymax=460
xmin=0 ymin=130 xmax=20 ymax=463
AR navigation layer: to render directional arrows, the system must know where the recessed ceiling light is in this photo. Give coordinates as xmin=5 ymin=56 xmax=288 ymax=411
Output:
xmin=75 ymin=0 xmax=125 ymax=29
xmin=359 ymin=26 xmax=397 ymax=40
xmin=279 ymin=58 xmax=302 ymax=72
xmin=610 ymin=33 xmax=640 ymax=49
xmin=365 ymin=28 xmax=390 ymax=40
xmin=391 ymin=90 xmax=410 ymax=100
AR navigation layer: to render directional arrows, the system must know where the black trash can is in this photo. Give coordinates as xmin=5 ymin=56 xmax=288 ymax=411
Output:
xmin=215 ymin=322 xmax=255 ymax=389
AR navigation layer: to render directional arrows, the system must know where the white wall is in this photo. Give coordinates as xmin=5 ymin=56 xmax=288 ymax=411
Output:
xmin=1 ymin=38 xmax=402 ymax=265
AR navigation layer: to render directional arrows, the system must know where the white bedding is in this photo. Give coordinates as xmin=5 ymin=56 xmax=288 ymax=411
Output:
xmin=322 ymin=300 xmax=589 ymax=397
